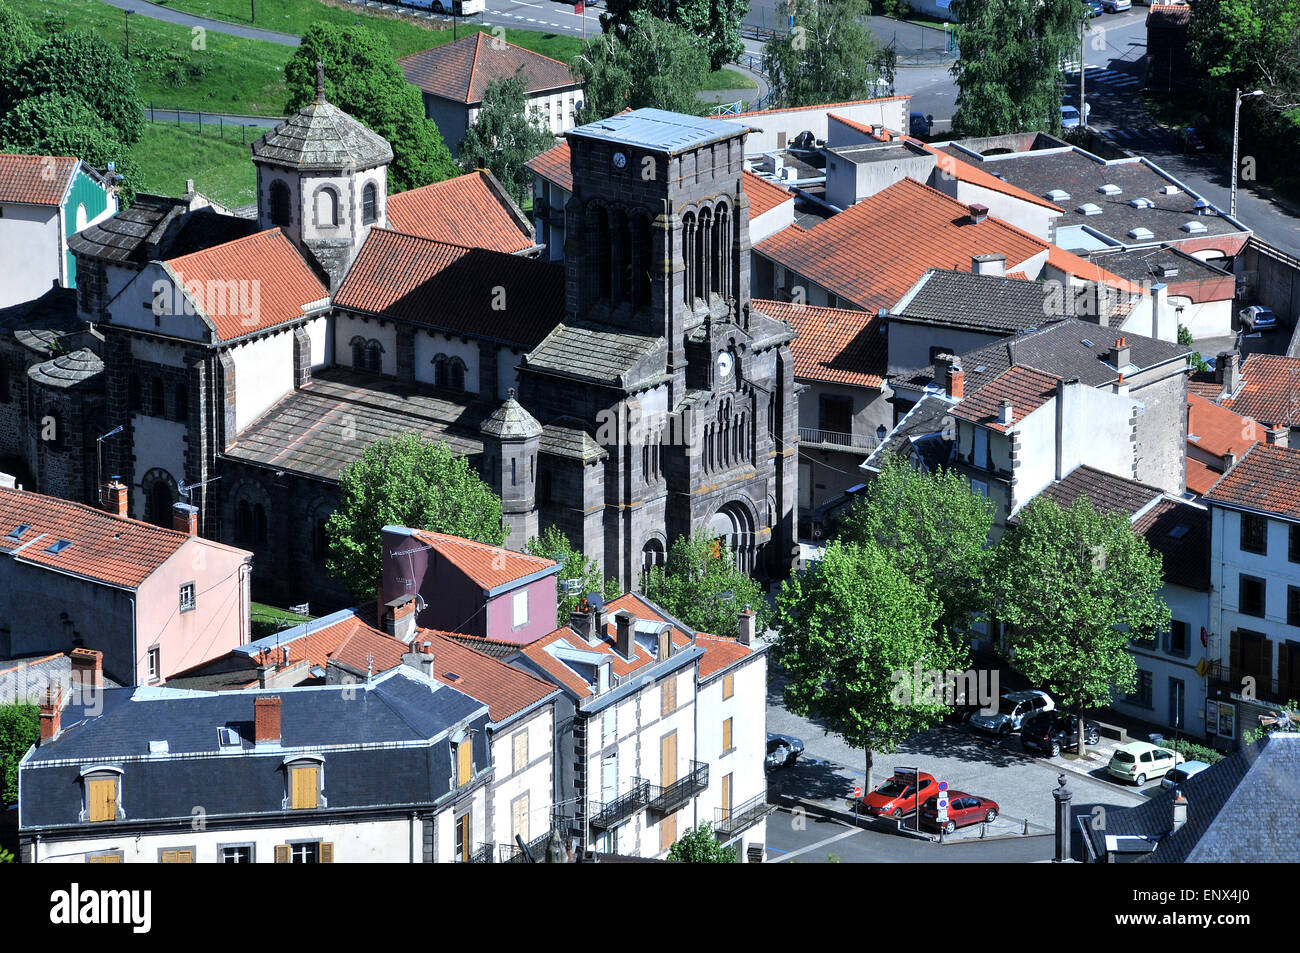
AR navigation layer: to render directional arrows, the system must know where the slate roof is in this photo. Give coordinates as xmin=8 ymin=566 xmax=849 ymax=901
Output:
xmin=250 ymin=99 xmax=392 ymax=171
xmin=26 ymin=348 xmax=104 ymax=390
xmin=162 ymin=229 xmax=329 ymax=342
xmin=1082 ymin=733 xmax=1300 ymax=863
xmin=385 ymin=171 xmax=534 ymax=254
xmin=1203 ymin=442 xmax=1300 ymax=520
xmin=0 ymin=287 xmax=84 ymax=357
xmin=863 ymin=393 xmax=958 ymax=472
xmin=0 ymin=154 xmax=79 ymax=206
xmin=1033 ymin=464 xmax=1163 ymax=518
xmin=756 ymin=299 xmax=887 ymax=388
xmin=524 ymin=320 xmax=664 ymax=387
xmin=398 ymin=33 xmax=577 ymax=105
xmin=481 ymin=394 xmax=543 ymax=439
xmin=540 ymin=423 xmax=607 ymax=463
xmin=224 ymin=367 xmax=492 ymax=481
xmin=570 ymin=108 xmax=745 ymax=156
xmin=0 ymin=486 xmax=194 ymax=590
xmin=335 ymin=228 xmax=564 ymax=349
xmin=67 ymin=194 xmax=257 ymax=266
xmin=754 ymin=177 xmax=1050 ymax=313
xmin=1132 ymin=498 xmax=1210 ymax=591
xmin=401 ymin=529 xmax=557 ymax=592
xmin=1219 ymin=353 xmax=1300 ymax=427
xmin=951 ymin=365 xmax=1061 ymax=433
xmin=893 ymin=269 xmax=1068 ymax=334
xmin=1087 ymin=245 xmax=1235 ymax=303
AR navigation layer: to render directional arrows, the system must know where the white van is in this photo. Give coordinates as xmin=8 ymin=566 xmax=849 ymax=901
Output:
xmin=405 ymin=0 xmax=485 ymax=14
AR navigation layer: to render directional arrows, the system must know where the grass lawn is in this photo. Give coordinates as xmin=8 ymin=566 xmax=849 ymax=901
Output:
xmin=251 ymin=601 xmax=316 ymax=638
xmin=699 ymin=68 xmax=757 ymax=92
xmin=131 ymin=121 xmax=260 ymax=206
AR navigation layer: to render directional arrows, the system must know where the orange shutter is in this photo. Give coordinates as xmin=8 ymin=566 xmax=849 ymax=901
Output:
xmin=723 ymin=674 xmax=734 ymax=699
xmin=659 ymin=810 xmax=677 ymax=853
xmin=457 ymin=740 xmax=472 ymax=786
xmin=88 ymin=778 xmax=116 ymax=822
xmin=723 ymin=718 xmax=732 ymax=752
xmin=161 ymin=849 xmax=194 ymax=863
xmin=274 ymin=845 xmax=290 ymax=863
xmin=721 ymin=773 xmax=732 ymax=822
xmin=88 ymin=853 xmax=121 ymax=863
xmin=320 ymin=843 xmax=334 ymax=863
xmin=291 ymin=766 xmax=318 ymax=809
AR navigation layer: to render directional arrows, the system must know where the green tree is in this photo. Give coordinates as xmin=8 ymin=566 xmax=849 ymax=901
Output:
xmin=771 ymin=540 xmax=965 ymax=790
xmin=1188 ymin=0 xmax=1300 ymax=111
xmin=0 ymin=702 xmax=40 ymax=807
xmin=640 ymin=529 xmax=769 ymax=637
xmin=0 ymin=93 xmax=141 ymax=205
xmin=0 ymin=9 xmax=39 ymax=75
xmin=284 ymin=24 xmax=457 ymax=192
xmin=0 ymin=31 xmax=144 ymax=146
xmin=526 ymin=525 xmax=621 ymax=626
xmin=992 ymin=495 xmax=1171 ymax=755
xmin=570 ymin=13 xmax=710 ymax=122
xmin=458 ymin=69 xmax=557 ymax=205
xmin=326 ymin=435 xmax=506 ymax=600
xmin=837 ymin=457 xmax=995 ymax=635
xmin=949 ymin=0 xmax=1081 ymax=137
xmin=667 ymin=822 xmax=738 ymax=862
xmin=763 ymin=0 xmax=887 ymax=109
xmin=600 ymin=0 xmax=746 ymax=72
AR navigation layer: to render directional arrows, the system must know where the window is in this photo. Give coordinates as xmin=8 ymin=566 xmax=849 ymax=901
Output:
xmin=274 ymin=842 xmax=332 ymax=863
xmin=237 ymin=500 xmax=253 ymax=544
xmin=722 ymin=717 xmax=733 ymax=753
xmin=269 ymin=181 xmax=291 ymax=227
xmin=720 ymin=773 xmax=732 ymax=822
xmin=454 ymin=815 xmax=471 ymax=862
xmin=129 ymin=373 xmax=142 ymax=412
xmin=254 ymin=504 xmax=268 ymax=546
xmin=179 ymin=583 xmax=196 ymax=613
xmin=351 ymin=337 xmax=366 ymax=369
xmin=1128 ymin=669 xmax=1153 ymax=708
xmin=1291 ymin=525 xmax=1300 ymax=563
xmin=512 ymin=729 xmax=528 ymax=774
xmin=220 ymin=845 xmax=254 ymax=863
xmin=432 ymin=353 xmax=448 ymax=387
xmin=174 ymin=382 xmax=188 ymax=422
xmin=290 ymin=763 xmax=319 ymax=809
xmin=970 ymin=479 xmax=989 ymax=498
xmin=0 ymin=361 xmax=9 ymax=404
xmin=317 ymin=187 xmax=340 ymax=227
xmin=86 ymin=775 xmax=118 ymax=822
xmin=512 ymin=793 xmax=530 ymax=844
xmin=722 ymin=673 xmax=734 ymax=700
xmin=1289 ymin=587 xmax=1300 ymax=628
xmin=86 ymin=852 xmax=123 ymax=863
xmin=313 ymin=517 xmax=329 ymax=563
xmin=602 ymin=706 xmax=616 ymax=747
xmin=362 ymin=183 xmax=378 ymax=225
xmin=365 ymin=341 xmax=383 ymax=374
xmin=147 ymin=646 xmax=160 ymax=681
xmin=818 ymin=395 xmax=852 ymax=436
xmin=1165 ymin=620 xmax=1188 ymax=657
xmin=661 ymin=674 xmax=676 ymax=716
xmin=456 ymin=738 xmax=473 ymax=786
xmin=159 ymin=848 xmax=195 ymax=863
xmin=1240 ymin=513 xmax=1267 ymax=555
xmin=1239 ymin=574 xmax=1266 ymax=618
xmin=512 ymin=590 xmax=528 ymax=628
xmin=151 ymin=377 xmax=165 ymax=418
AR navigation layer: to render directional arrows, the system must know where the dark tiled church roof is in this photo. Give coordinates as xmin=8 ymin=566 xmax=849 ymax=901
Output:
xmin=251 ymin=100 xmax=392 ymax=171
xmin=524 ymin=321 xmax=665 ymax=387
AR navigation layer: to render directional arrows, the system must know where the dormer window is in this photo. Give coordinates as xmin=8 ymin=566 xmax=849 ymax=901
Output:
xmin=283 ymin=756 xmax=325 ymax=810
xmin=79 ymin=766 xmax=124 ymax=823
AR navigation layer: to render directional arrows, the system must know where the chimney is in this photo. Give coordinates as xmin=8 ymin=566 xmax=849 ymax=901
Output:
xmin=1223 ymin=451 xmax=1237 ymax=470
xmin=384 ymin=595 xmax=418 ymax=643
xmin=1172 ymin=790 xmax=1188 ymax=833
xmin=185 ymin=178 xmax=195 ymax=195
xmin=403 ymin=639 xmax=435 ymax=677
xmin=738 ymin=608 xmax=756 ymax=646
xmin=1110 ymin=336 xmax=1131 ymax=369
xmin=972 ymin=253 xmax=1006 ymax=277
xmin=944 ymin=356 xmax=965 ymax=400
xmin=1219 ymin=351 xmax=1240 ymax=396
xmin=39 ymin=687 xmax=62 ymax=743
xmin=968 ymin=203 xmax=989 ymax=225
xmin=614 ymin=610 xmax=635 ymax=659
xmin=1113 ymin=372 xmax=1129 ymax=397
xmin=1000 ymin=399 xmax=1014 ymax=427
xmin=1151 ymin=282 xmax=1168 ymax=340
xmin=99 ymin=480 xmax=128 ymax=517
xmin=172 ymin=502 xmax=198 ymax=536
xmin=1267 ymin=426 xmax=1288 ymax=448
xmin=70 ymin=647 xmax=103 ymax=689
xmin=254 ymin=695 xmax=281 ymax=744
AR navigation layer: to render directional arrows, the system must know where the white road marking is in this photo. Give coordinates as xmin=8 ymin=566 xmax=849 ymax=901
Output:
xmin=768 ymin=824 xmax=861 ymax=863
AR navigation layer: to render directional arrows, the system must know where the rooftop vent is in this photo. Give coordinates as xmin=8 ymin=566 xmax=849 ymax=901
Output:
xmin=1181 ymin=220 xmax=1208 ymax=234
xmin=1192 ymin=198 xmax=1213 ymax=216
xmin=6 ymin=524 xmax=30 ymax=540
xmin=1077 ymin=203 xmax=1103 ymax=216
xmin=148 ymin=740 xmax=169 ymax=754
xmin=44 ymin=539 xmax=73 ymax=554
xmin=1046 ymin=189 xmax=1071 ymax=203
xmin=1163 ymin=185 xmax=1181 ymax=195
xmin=1129 ymin=197 xmax=1155 ymax=208
xmin=1098 ymin=184 xmax=1122 ymax=196
xmin=1128 ymin=227 xmax=1155 ymax=241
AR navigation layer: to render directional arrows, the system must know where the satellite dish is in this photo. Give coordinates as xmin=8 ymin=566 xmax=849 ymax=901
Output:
xmin=586 ymin=593 xmax=605 ymax=612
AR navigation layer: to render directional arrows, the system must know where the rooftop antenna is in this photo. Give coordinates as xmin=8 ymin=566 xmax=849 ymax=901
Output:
xmin=95 ymin=425 xmax=125 ymax=493
xmin=177 ymin=475 xmax=221 ymax=503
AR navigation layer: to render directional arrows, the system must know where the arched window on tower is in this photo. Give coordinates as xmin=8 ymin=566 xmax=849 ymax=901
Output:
xmin=363 ymin=183 xmax=378 ymax=225
xmin=269 ymin=181 xmax=291 ymax=228
xmin=636 ymin=215 xmax=653 ymax=309
xmin=595 ymin=206 xmax=611 ymax=301
xmin=147 ymin=480 xmax=174 ymax=527
xmin=174 ymin=382 xmax=189 ymax=423
xmin=254 ymin=504 xmax=268 ymax=546
xmin=714 ymin=204 xmax=729 ymax=297
xmin=681 ymin=213 xmax=696 ymax=307
xmin=129 ymin=374 xmax=142 ymax=412
xmin=151 ymin=377 xmax=165 ymax=418
xmin=695 ymin=208 xmax=711 ymax=304
xmin=237 ymin=500 xmax=253 ymax=545
xmin=318 ymin=187 xmax=340 ymax=227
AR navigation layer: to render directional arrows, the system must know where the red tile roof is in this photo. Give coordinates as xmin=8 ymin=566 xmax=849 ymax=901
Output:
xmin=904 ymin=137 xmax=1064 ymax=212
xmin=162 ymin=229 xmax=328 ymax=342
xmin=1220 ymin=354 xmax=1300 ymax=427
xmin=398 ymin=33 xmax=577 ymax=105
xmin=331 ymin=624 xmax=408 ymax=675
xmin=720 ymin=95 xmax=909 ymax=120
xmin=414 ymin=629 xmax=557 ymax=722
xmin=755 ymin=177 xmax=1049 ymax=312
xmin=952 ymin=365 xmax=1061 ymax=433
xmin=0 ymin=486 xmax=192 ymax=589
xmin=744 ymin=170 xmax=793 ymax=217
xmin=1186 ymin=456 xmax=1223 ymax=496
xmin=757 ymin=299 xmax=887 ymax=388
xmin=526 ymin=140 xmax=573 ymax=192
xmin=386 ymin=171 xmax=533 ymax=254
xmin=0 ymin=154 xmax=78 ymax=207
xmin=1188 ymin=394 xmax=1260 ymax=458
xmin=696 ymin=634 xmax=753 ymax=679
xmin=413 ymin=530 xmax=557 ymax=591
xmin=1203 ymin=443 xmax=1300 ymax=519
xmin=334 ymin=228 xmax=565 ymax=348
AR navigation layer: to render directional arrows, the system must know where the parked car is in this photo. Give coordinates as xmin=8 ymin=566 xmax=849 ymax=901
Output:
xmin=766 ymin=732 xmax=805 ymax=770
xmin=920 ymin=792 xmax=1000 ymax=833
xmin=1240 ymin=305 xmax=1279 ymax=332
xmin=1101 ymin=0 xmax=1131 ymax=10
xmin=970 ymin=690 xmax=1055 ymax=736
xmin=909 ymin=111 xmax=934 ymax=138
xmin=1162 ymin=760 xmax=1211 ymax=790
xmin=1021 ymin=712 xmax=1102 ymax=757
xmin=944 ymin=701 xmax=983 ymax=724
xmin=1083 ymin=0 xmax=1104 ymax=15
xmin=1108 ymin=742 xmax=1185 ymax=785
xmin=1179 ymin=126 xmax=1206 ymax=151
xmin=1060 ymin=104 xmax=1092 ymax=129
xmin=859 ymin=770 xmax=940 ymax=817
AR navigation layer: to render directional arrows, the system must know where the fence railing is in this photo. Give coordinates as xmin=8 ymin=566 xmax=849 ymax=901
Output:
xmin=589 ymin=779 xmax=653 ymax=831
xmin=714 ymin=788 xmax=775 ymax=840
xmin=145 ymin=104 xmax=278 ymax=143
xmin=799 ymin=427 xmax=876 ymax=452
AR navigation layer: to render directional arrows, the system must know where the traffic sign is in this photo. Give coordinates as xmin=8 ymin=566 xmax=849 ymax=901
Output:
xmin=853 ymin=786 xmax=862 ymax=797
xmin=938 ymin=781 xmax=948 ymax=792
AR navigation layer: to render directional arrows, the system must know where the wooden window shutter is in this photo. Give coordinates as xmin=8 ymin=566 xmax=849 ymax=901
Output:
xmin=88 ymin=778 xmax=116 ymax=822
xmin=291 ymin=765 xmax=318 ymax=809
xmin=661 ymin=674 xmax=676 ymax=716
xmin=88 ymin=853 xmax=121 ymax=863
xmin=274 ymin=845 xmax=290 ymax=863
xmin=723 ymin=717 xmax=732 ymax=751
xmin=320 ymin=843 xmax=334 ymax=863
xmin=161 ymin=849 xmax=194 ymax=863
xmin=723 ymin=673 xmax=734 ymax=699
xmin=457 ymin=739 xmax=472 ymax=786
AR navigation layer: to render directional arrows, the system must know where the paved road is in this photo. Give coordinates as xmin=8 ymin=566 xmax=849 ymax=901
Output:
xmin=98 ymin=0 xmax=301 ymax=44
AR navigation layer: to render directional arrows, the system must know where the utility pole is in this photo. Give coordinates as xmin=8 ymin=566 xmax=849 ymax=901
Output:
xmin=1231 ymin=88 xmax=1264 ymax=219
xmin=1079 ymin=17 xmax=1086 ymax=128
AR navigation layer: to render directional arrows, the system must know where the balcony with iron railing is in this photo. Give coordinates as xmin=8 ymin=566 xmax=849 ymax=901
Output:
xmin=714 ymin=788 xmax=775 ymax=841
xmin=589 ymin=779 xmax=653 ymax=831
xmin=498 ymin=830 xmax=555 ymax=863
xmin=647 ymin=761 xmax=709 ymax=817
xmin=466 ymin=842 xmax=495 ymax=864
xmin=798 ymin=427 xmax=876 ymax=453
xmin=1208 ymin=660 xmax=1300 ymax=705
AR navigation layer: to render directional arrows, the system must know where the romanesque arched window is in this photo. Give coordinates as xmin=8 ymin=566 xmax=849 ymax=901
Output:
xmin=595 ymin=205 xmax=611 ymax=301
xmin=269 ymin=181 xmax=291 ymax=228
xmin=682 ymin=213 xmax=696 ymax=307
xmin=146 ymin=477 xmax=175 ymax=527
xmin=713 ymin=203 xmax=729 ymax=297
xmin=174 ymin=382 xmax=189 ymax=423
xmin=237 ymin=500 xmax=253 ymax=545
xmin=365 ymin=340 xmax=383 ymax=374
xmin=129 ymin=374 xmax=142 ymax=412
xmin=362 ymin=183 xmax=378 ymax=225
xmin=432 ymin=353 xmax=448 ymax=388
xmin=318 ymin=187 xmax=340 ymax=227
xmin=695 ymin=208 xmax=712 ymax=304
xmin=254 ymin=504 xmax=268 ymax=546
xmin=351 ymin=336 xmax=366 ymax=369
xmin=448 ymin=356 xmax=466 ymax=392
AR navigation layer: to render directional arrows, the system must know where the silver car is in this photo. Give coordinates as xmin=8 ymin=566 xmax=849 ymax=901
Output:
xmin=1240 ymin=305 xmax=1278 ymax=332
xmin=970 ymin=690 xmax=1055 ymax=736
xmin=1161 ymin=760 xmax=1210 ymax=789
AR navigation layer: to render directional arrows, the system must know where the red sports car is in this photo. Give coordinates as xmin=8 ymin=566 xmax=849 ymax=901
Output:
xmin=859 ymin=771 xmax=939 ymax=817
xmin=920 ymin=792 xmax=999 ymax=833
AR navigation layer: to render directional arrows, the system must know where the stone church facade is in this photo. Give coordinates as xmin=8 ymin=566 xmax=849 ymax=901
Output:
xmin=0 ymin=91 xmax=797 ymax=612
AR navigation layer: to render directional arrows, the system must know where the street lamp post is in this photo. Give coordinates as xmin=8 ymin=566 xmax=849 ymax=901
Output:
xmin=1231 ymin=88 xmax=1264 ymax=219
xmin=124 ymin=10 xmax=134 ymax=59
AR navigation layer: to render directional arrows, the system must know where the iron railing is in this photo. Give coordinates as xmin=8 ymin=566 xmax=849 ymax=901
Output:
xmin=647 ymin=761 xmax=709 ymax=816
xmin=467 ymin=842 xmax=495 ymax=864
xmin=714 ymin=789 xmax=775 ymax=840
xmin=589 ymin=779 xmax=652 ymax=831
xmin=498 ymin=831 xmax=555 ymax=863
xmin=1209 ymin=660 xmax=1300 ymax=705
xmin=799 ymin=427 xmax=876 ymax=451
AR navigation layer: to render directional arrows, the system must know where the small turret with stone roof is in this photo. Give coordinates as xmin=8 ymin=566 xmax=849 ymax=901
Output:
xmin=480 ymin=388 xmax=542 ymax=549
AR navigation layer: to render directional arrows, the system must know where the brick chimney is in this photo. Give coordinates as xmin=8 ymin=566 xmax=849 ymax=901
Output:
xmin=99 ymin=481 xmax=128 ymax=517
xmin=384 ymin=594 xmax=417 ymax=643
xmin=614 ymin=610 xmax=635 ymax=659
xmin=172 ymin=502 xmax=198 ymax=536
xmin=39 ymin=687 xmax=62 ymax=743
xmin=254 ymin=695 xmax=282 ymax=744
xmin=972 ymin=253 xmax=1006 ymax=277
xmin=1172 ymin=790 xmax=1188 ymax=832
xmin=402 ymin=639 xmax=435 ymax=677
xmin=70 ymin=647 xmax=103 ymax=689
xmin=968 ymin=203 xmax=989 ymax=225
xmin=738 ymin=608 xmax=756 ymax=646
xmin=1110 ymin=336 xmax=1131 ymax=369
xmin=933 ymin=353 xmax=964 ymax=400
